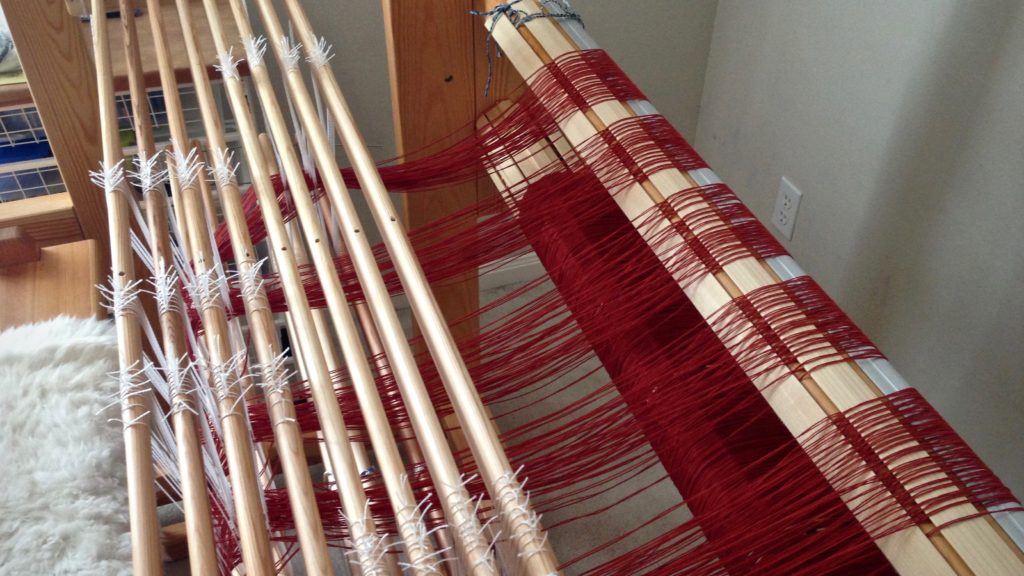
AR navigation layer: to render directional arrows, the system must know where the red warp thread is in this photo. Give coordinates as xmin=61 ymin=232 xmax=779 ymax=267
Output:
xmin=192 ymin=47 xmax=1021 ymax=574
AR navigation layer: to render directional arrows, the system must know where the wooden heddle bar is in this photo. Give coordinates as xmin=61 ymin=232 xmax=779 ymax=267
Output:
xmin=84 ymin=0 xmax=1023 ymax=575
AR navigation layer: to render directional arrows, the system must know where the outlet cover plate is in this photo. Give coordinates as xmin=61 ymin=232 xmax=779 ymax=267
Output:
xmin=772 ymin=176 xmax=802 ymax=240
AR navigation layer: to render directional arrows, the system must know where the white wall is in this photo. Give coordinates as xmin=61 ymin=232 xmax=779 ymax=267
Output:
xmin=269 ymin=0 xmax=718 ymax=159
xmin=695 ymin=0 xmax=1024 ymax=497
xmin=580 ymin=0 xmax=718 ymax=138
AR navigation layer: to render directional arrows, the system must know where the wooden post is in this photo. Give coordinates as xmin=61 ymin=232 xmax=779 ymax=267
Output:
xmin=384 ymin=0 xmax=476 ymax=456
xmin=0 ymin=0 xmax=108 ymax=265
xmin=90 ymin=0 xmax=162 ymax=572
xmin=0 ymin=227 xmax=41 ymax=266
xmin=382 ymin=1 xmax=521 ymax=451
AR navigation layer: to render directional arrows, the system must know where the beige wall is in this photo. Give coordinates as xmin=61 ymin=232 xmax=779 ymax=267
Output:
xmin=582 ymin=0 xmax=718 ymax=138
xmin=695 ymin=0 xmax=1024 ymax=497
xmin=270 ymin=0 xmax=718 ymax=158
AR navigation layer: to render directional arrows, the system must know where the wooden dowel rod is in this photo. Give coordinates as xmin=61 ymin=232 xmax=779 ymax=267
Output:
xmin=218 ymin=5 xmax=454 ymax=573
xmin=277 ymin=1 xmax=559 ymax=573
xmin=247 ymin=1 xmax=508 ymax=573
xmin=165 ymin=0 xmax=346 ymax=573
xmin=264 ymin=157 xmax=375 ymax=576
xmin=118 ymin=2 xmax=219 ymax=572
xmin=285 ymin=219 xmax=408 ymax=576
xmin=142 ymin=1 xmax=276 ymax=573
xmin=490 ymin=2 xmax=1023 ymax=574
xmin=120 ymin=1 xmax=151 ymax=157
xmin=257 ymin=133 xmax=278 ymax=175
xmin=90 ymin=1 xmax=163 ymax=573
xmin=191 ymin=153 xmax=300 ymax=576
xmin=294 ymin=131 xmax=456 ymax=565
xmin=181 ymin=1 xmax=384 ymax=573
xmin=142 ymin=0 xmax=192 ymax=257
xmin=193 ymin=142 xmax=220 ymax=228
xmin=167 ymin=142 xmax=278 ymax=576
xmin=266 ymin=218 xmax=368 ymax=576
xmin=265 ymin=145 xmax=376 ymax=575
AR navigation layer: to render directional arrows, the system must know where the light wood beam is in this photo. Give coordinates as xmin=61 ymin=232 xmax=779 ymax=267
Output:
xmin=0 ymin=226 xmax=41 ymax=266
xmin=384 ymin=0 xmax=481 ymax=354
xmin=0 ymin=193 xmax=83 ymax=247
xmin=0 ymin=240 xmax=102 ymax=334
xmin=484 ymin=2 xmax=1024 ymax=573
xmin=0 ymin=0 xmax=107 ymax=263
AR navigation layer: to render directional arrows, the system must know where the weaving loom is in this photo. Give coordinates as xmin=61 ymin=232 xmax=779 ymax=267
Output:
xmin=80 ymin=0 xmax=1024 ymax=574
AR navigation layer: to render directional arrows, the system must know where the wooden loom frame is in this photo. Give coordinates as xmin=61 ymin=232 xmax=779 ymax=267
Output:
xmin=0 ymin=1 xmax=1020 ymax=575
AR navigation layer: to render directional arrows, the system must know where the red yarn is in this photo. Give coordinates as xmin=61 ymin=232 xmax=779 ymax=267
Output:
xmin=186 ymin=47 xmax=1020 ymax=575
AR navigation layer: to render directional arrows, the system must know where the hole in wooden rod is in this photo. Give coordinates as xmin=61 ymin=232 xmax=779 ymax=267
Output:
xmin=281 ymin=246 xmax=287 ymax=251
xmin=314 ymin=239 xmax=320 ymax=243
xmin=390 ymin=216 xmax=396 ymax=222
xmin=354 ymin=229 xmax=360 ymax=234
xmin=118 ymin=271 xmax=126 ymax=277
xmin=444 ymin=74 xmax=454 ymax=83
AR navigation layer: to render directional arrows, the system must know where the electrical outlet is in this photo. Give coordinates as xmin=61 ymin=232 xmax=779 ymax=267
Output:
xmin=771 ymin=176 xmax=803 ymax=240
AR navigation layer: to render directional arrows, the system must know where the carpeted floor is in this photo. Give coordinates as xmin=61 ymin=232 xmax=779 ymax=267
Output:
xmin=0 ymin=316 xmax=133 ymax=576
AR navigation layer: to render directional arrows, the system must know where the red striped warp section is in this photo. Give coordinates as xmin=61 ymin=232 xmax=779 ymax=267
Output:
xmin=516 ymin=167 xmax=894 ymax=574
xmin=515 ymin=48 xmax=1019 ymax=573
xmin=194 ymin=49 xmax=1021 ymax=574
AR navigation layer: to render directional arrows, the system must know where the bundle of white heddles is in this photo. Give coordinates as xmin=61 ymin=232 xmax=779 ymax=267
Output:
xmin=0 ymin=316 xmax=132 ymax=576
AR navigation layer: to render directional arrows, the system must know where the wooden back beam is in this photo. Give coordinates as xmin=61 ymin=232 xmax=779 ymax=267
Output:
xmin=483 ymin=2 xmax=1023 ymax=574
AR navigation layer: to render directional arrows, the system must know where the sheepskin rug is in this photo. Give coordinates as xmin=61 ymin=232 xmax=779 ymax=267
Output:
xmin=0 ymin=316 xmax=133 ymax=575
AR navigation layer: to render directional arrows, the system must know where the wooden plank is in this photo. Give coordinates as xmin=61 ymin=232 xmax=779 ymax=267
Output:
xmin=383 ymin=0 xmax=480 ymax=340
xmin=0 ymin=239 xmax=102 ymax=329
xmin=0 ymin=0 xmax=107 ymax=261
xmin=0 ymin=193 xmax=84 ymax=247
xmin=0 ymin=226 xmax=41 ymax=266
xmin=162 ymin=521 xmax=189 ymax=561
xmin=0 ymin=83 xmax=33 ymax=110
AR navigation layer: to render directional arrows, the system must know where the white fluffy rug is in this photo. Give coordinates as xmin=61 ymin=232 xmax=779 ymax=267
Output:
xmin=0 ymin=316 xmax=133 ymax=575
